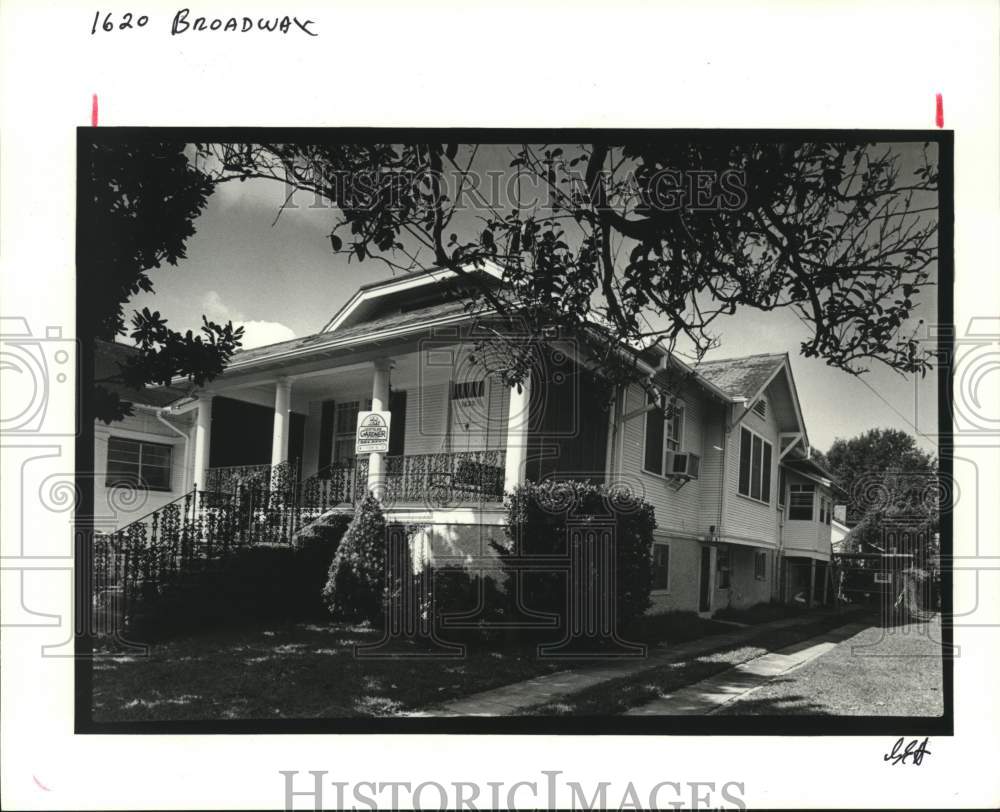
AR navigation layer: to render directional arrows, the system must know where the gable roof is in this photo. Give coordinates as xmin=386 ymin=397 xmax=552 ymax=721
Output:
xmin=320 ymin=260 xmax=504 ymax=334
xmin=693 ymin=353 xmax=786 ymax=400
xmin=783 ymin=457 xmax=847 ymax=496
xmin=227 ymin=299 xmax=475 ymax=370
xmin=95 ymin=340 xmax=188 ymax=407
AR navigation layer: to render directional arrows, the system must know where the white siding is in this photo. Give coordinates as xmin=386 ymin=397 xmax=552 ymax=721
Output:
xmin=615 ymin=380 xmax=713 ymax=538
xmin=722 ymin=388 xmax=782 ymax=548
xmin=94 ymin=410 xmax=191 ymax=531
xmin=780 ymin=470 xmax=833 ymax=561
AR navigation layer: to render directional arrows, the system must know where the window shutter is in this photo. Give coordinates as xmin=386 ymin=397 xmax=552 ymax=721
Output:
xmin=738 ymin=427 xmax=752 ymax=495
xmin=761 ymin=442 xmax=772 ymax=503
xmin=644 ymin=400 xmax=665 ymax=474
xmin=318 ymin=400 xmax=335 ymax=470
xmin=389 ymin=390 xmax=406 ymax=456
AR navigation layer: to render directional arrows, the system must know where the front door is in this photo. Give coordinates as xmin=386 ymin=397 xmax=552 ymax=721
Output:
xmin=699 ymin=545 xmax=712 ymax=612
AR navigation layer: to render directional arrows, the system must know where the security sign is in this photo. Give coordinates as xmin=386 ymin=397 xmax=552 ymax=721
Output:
xmin=355 ymin=410 xmax=391 ymax=454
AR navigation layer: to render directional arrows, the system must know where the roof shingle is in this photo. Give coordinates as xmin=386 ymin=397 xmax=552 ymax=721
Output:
xmin=228 ymin=300 xmax=473 ymax=367
xmin=694 ymin=352 xmax=786 ymax=400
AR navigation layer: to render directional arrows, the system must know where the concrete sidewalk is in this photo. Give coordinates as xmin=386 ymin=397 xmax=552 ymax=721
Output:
xmin=625 ymin=621 xmax=869 ymax=716
xmin=408 ymin=610 xmax=864 ymax=717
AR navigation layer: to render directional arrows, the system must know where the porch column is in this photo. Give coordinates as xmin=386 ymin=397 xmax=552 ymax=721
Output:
xmin=192 ymin=394 xmax=213 ymax=491
xmin=270 ymin=377 xmax=292 ymax=467
xmin=366 ymin=359 xmax=393 ymax=500
xmin=808 ymin=558 xmax=817 ymax=608
xmin=503 ymin=372 xmax=532 ymax=494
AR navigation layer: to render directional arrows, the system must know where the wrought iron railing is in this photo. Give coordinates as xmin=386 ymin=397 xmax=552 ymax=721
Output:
xmin=203 ymin=459 xmax=298 ymax=494
xmin=382 ymin=450 xmax=506 ymax=506
xmin=93 ymin=452 xmax=507 ymax=631
xmin=298 ymin=450 xmax=506 ymax=511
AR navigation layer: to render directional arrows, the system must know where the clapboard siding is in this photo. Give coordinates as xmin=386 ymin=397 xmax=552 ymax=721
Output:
xmin=94 ymin=410 xmax=190 ymax=530
xmin=617 ymin=380 xmax=713 ymax=537
xmin=697 ymin=399 xmax=728 ymax=532
xmin=721 ymin=384 xmax=781 ymax=547
xmin=780 ymin=469 xmax=833 ymax=559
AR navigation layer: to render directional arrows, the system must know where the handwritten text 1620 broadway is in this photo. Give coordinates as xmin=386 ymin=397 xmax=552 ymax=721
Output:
xmin=90 ymin=10 xmax=319 ymax=36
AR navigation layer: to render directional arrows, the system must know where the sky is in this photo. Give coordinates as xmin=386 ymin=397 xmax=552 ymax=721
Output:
xmin=127 ymin=142 xmax=940 ymax=455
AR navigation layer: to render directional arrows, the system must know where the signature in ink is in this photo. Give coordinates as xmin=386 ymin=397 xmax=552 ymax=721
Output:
xmin=884 ymin=737 xmax=932 ymax=765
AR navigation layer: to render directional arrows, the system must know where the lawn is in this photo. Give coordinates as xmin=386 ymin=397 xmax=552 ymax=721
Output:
xmin=712 ymin=601 xmax=807 ymax=625
xmin=718 ymin=616 xmax=945 ymax=716
xmin=526 ymin=611 xmax=870 ymax=716
xmin=90 ymin=612 xmax=732 ymax=721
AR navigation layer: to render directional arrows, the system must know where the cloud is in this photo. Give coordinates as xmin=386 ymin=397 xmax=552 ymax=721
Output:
xmin=201 ymin=290 xmax=295 ymax=350
xmin=237 ymin=320 xmax=296 ymax=349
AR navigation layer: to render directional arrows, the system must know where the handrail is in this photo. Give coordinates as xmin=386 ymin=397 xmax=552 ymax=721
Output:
xmin=98 ymin=488 xmax=197 ymax=537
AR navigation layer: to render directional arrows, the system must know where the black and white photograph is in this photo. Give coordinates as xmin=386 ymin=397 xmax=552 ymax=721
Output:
xmin=77 ymin=132 xmax=949 ymax=729
xmin=2 ymin=2 xmax=997 ymax=810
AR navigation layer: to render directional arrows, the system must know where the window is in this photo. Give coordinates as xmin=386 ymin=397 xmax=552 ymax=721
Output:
xmin=788 ymin=483 xmax=815 ymax=520
xmin=651 ymin=543 xmax=670 ymax=591
xmin=106 ymin=437 xmax=172 ymax=490
xmin=666 ymin=402 xmax=684 ymax=452
xmin=332 ymin=399 xmax=371 ymax=465
xmin=819 ymin=496 xmax=832 ymax=525
xmin=737 ymin=427 xmax=772 ymax=503
xmin=643 ymin=394 xmax=685 ymax=475
xmin=752 ymin=398 xmax=767 ymax=419
xmin=755 ymin=551 xmax=767 ymax=580
xmin=716 ymin=546 xmax=731 ymax=589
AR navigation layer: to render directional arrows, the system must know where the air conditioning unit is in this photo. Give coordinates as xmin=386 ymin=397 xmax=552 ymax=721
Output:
xmin=665 ymin=451 xmax=701 ymax=480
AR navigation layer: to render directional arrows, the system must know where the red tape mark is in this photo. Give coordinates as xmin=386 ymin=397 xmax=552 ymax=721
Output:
xmin=935 ymin=93 xmax=943 ymax=128
xmin=91 ymin=94 xmax=98 ymax=127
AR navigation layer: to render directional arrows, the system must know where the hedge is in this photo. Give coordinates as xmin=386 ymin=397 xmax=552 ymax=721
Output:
xmin=492 ymin=480 xmax=657 ymax=634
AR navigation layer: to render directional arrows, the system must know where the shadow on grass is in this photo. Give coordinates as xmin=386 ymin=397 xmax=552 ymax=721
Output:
xmin=714 ymin=686 xmax=829 ymax=716
xmin=527 ymin=612 xmax=873 ymax=716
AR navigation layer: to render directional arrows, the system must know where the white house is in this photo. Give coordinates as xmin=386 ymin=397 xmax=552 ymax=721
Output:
xmin=95 ymin=264 xmax=843 ymax=613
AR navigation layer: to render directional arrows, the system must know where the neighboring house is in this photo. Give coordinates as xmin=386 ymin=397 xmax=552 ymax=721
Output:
xmin=831 ymin=503 xmax=853 ymax=554
xmin=97 ymin=263 xmax=843 ymax=614
xmin=93 ymin=340 xmax=194 ymax=531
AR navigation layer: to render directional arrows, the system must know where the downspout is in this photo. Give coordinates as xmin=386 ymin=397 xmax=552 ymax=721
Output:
xmin=603 ymin=384 xmax=616 ymax=482
xmin=716 ymin=400 xmax=730 ymax=546
xmin=154 ymin=398 xmax=200 ymax=493
xmin=153 ymin=409 xmax=191 ymax=492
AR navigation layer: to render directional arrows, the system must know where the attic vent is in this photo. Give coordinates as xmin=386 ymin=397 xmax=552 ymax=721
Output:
xmin=451 ymin=380 xmax=485 ymax=400
xmin=752 ymin=398 xmax=767 ymax=419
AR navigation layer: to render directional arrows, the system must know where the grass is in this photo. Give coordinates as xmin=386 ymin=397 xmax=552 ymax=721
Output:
xmin=717 ymin=615 xmax=945 ymax=716
xmin=712 ymin=601 xmax=807 ymax=625
xmin=628 ymin=610 xmax=733 ymax=644
xmin=90 ymin=611 xmax=731 ymax=721
xmin=526 ymin=610 xmax=869 ymax=716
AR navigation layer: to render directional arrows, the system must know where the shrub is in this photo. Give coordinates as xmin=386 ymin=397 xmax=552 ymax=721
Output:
xmin=293 ymin=512 xmax=352 ymax=606
xmin=431 ymin=566 xmax=507 ymax=619
xmin=322 ymin=495 xmax=389 ymax=621
xmin=493 ymin=480 xmax=656 ymax=633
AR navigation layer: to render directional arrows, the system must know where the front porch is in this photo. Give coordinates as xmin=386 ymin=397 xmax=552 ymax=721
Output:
xmin=204 ymin=448 xmax=507 ymax=514
xmin=191 ymin=341 xmax=533 ymax=515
